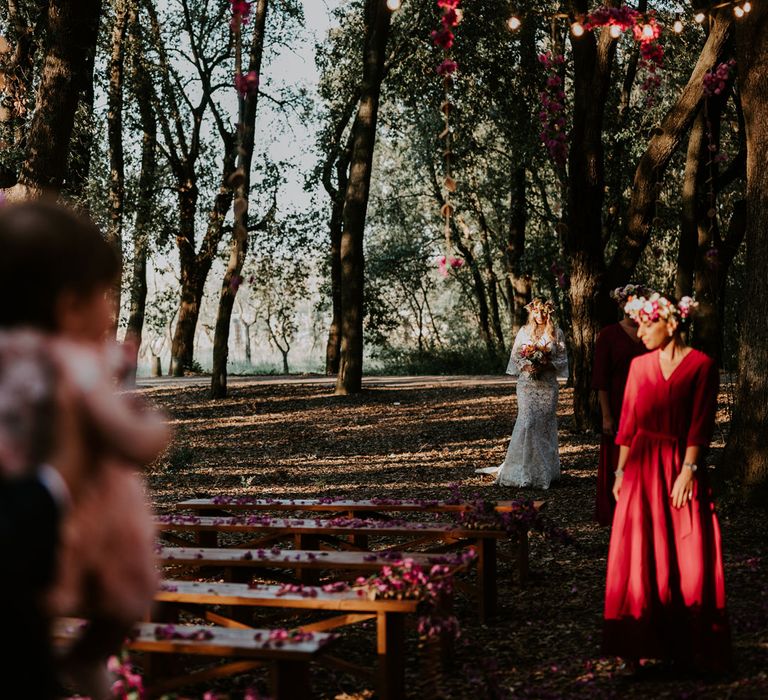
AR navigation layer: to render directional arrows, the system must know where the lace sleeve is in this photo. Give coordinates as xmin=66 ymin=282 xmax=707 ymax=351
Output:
xmin=505 ymin=328 xmax=529 ymax=376
xmin=552 ymin=328 xmax=569 ymax=379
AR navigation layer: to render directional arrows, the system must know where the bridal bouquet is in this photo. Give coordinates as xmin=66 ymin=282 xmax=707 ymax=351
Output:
xmin=519 ymin=343 xmax=552 ymax=374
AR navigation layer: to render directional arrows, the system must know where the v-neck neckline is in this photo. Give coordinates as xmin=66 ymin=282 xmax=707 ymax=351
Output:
xmin=657 ymin=347 xmax=694 ymax=382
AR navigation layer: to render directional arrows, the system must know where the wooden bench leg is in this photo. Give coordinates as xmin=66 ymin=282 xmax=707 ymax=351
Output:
xmin=295 ymin=534 xmax=320 ymax=585
xmin=270 ymin=659 xmax=311 ymax=699
xmin=517 ymin=527 xmax=530 ymax=585
xmin=477 ymin=537 xmax=497 ymax=623
xmin=377 ymin=611 xmax=405 ymax=700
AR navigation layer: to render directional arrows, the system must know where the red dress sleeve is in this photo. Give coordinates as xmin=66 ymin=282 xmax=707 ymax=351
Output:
xmin=686 ymin=354 xmax=720 ymax=448
xmin=592 ymin=327 xmax=612 ymax=391
xmin=615 ymin=358 xmax=640 ymax=447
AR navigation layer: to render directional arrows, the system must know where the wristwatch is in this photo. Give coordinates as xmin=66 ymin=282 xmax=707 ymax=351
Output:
xmin=683 ymin=462 xmax=698 ymax=472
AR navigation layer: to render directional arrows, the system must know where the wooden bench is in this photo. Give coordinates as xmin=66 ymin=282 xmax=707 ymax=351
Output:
xmin=155 ymin=517 xmax=507 ymax=621
xmin=54 ymin=618 xmax=337 ymax=699
xmin=156 ymin=579 xmax=420 ymax=699
xmin=176 ymin=497 xmax=541 ymax=516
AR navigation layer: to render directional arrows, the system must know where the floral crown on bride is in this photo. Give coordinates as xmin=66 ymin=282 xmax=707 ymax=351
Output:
xmin=610 ymin=284 xmax=652 ymax=307
xmin=625 ymin=293 xmax=698 ymax=324
xmin=525 ymin=298 xmax=555 ymax=315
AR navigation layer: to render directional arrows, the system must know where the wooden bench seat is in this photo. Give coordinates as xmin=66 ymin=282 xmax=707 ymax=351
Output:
xmin=155 ymin=516 xmax=508 ymax=620
xmin=54 ymin=618 xmax=336 ymax=699
xmin=176 ymin=497 xmax=543 ymax=515
xmin=158 ymin=545 xmax=457 ymax=573
xmin=156 ymin=579 xmax=419 ymax=699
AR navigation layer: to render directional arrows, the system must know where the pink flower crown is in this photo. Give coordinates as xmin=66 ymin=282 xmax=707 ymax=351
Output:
xmin=525 ymin=298 xmax=555 ymax=315
xmin=610 ymin=284 xmax=652 ymax=306
xmin=625 ymin=293 xmax=698 ymax=323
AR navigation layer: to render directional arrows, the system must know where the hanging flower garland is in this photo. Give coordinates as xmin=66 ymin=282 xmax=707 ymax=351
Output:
xmin=431 ymin=0 xmax=462 ymax=261
xmin=537 ymin=52 xmax=568 ymax=167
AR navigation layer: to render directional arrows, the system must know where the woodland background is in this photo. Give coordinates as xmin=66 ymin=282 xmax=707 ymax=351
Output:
xmin=1 ymin=0 xmax=767 ymax=491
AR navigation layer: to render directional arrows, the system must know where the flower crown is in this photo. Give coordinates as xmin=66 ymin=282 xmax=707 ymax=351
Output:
xmin=625 ymin=293 xmax=698 ymax=323
xmin=610 ymin=284 xmax=651 ymax=307
xmin=525 ymin=298 xmax=555 ymax=315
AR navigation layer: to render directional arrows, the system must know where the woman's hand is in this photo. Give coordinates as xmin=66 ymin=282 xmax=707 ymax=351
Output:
xmin=612 ymin=471 xmax=623 ymax=502
xmin=602 ymin=414 xmax=616 ymax=436
xmin=670 ymin=468 xmax=694 ymax=508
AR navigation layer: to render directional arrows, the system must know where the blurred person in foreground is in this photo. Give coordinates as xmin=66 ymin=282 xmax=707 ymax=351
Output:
xmin=0 ymin=201 xmax=170 ymax=698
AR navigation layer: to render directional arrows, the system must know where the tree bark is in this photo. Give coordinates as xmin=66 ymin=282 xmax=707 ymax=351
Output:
xmin=323 ymin=110 xmax=356 ymax=375
xmin=125 ymin=4 xmax=156 ymax=370
xmin=504 ymin=163 xmax=530 ymax=334
xmin=335 ymin=0 xmax=393 ymax=395
xmin=676 ymin=111 xmax=706 ymax=299
xmin=106 ymin=0 xmax=129 ymax=324
xmin=210 ymin=0 xmax=270 ymax=399
xmin=0 ymin=0 xmax=49 ymax=188
xmin=6 ymin=0 xmax=102 ymax=199
xmin=566 ymin=2 xmax=620 ymax=430
xmin=725 ymin=4 xmax=768 ymax=493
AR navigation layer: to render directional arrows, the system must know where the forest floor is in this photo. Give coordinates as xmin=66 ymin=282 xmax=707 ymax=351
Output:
xmin=144 ymin=378 xmax=768 ymax=700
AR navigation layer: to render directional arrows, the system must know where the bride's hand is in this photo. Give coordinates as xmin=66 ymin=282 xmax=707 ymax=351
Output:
xmin=670 ymin=469 xmax=694 ymax=508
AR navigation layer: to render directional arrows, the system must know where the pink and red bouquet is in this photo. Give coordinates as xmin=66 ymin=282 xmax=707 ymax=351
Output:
xmin=519 ymin=343 xmax=553 ymax=371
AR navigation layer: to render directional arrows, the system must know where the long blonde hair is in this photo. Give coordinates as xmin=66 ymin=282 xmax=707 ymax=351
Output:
xmin=525 ymin=298 xmax=557 ymax=342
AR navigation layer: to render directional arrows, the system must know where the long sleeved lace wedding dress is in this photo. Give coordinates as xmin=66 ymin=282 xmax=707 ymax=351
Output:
xmin=491 ymin=325 xmax=568 ymax=489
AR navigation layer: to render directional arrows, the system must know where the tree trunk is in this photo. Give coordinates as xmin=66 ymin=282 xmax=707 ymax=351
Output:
xmin=456 ymin=237 xmax=497 ymax=363
xmin=725 ymin=5 xmax=768 ymax=493
xmin=106 ymin=0 xmax=129 ymax=325
xmin=566 ymin=4 xmax=619 ymax=430
xmin=210 ymin=0 xmax=269 ymax=399
xmin=281 ymin=349 xmax=289 ymax=375
xmin=504 ymin=164 xmax=530 ymax=334
xmin=0 ymin=1 xmax=49 ymax=188
xmin=335 ymin=0 xmax=393 ymax=395
xmin=607 ymin=15 xmax=733 ymax=287
xmin=125 ymin=5 xmax=156 ymax=370
xmin=7 ymin=0 xmax=103 ymax=199
xmin=676 ymin=111 xmax=706 ymax=299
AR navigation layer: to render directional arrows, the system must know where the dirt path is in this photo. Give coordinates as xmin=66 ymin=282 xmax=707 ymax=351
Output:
xmin=145 ymin=379 xmax=767 ymax=699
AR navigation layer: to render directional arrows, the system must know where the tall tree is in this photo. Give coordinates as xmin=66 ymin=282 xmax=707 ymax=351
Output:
xmin=106 ymin=0 xmax=129 ymax=322
xmin=124 ymin=2 xmax=157 ymax=370
xmin=210 ymin=0 xmax=270 ymax=398
xmin=4 ymin=0 xmax=102 ymax=199
xmin=724 ymin=3 xmax=768 ymax=493
xmin=144 ymin=0 xmax=235 ymax=375
xmin=335 ymin=0 xmax=394 ymax=395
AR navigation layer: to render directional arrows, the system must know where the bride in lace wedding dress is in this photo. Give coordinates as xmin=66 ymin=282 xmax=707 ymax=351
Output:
xmin=479 ymin=298 xmax=568 ymax=488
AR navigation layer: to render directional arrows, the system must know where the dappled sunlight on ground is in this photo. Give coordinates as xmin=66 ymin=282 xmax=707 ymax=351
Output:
xmin=144 ymin=380 xmax=767 ymax=699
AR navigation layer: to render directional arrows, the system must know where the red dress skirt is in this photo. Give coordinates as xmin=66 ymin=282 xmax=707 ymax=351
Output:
xmin=592 ymin=323 xmax=646 ymax=526
xmin=602 ymin=349 xmax=731 ymax=669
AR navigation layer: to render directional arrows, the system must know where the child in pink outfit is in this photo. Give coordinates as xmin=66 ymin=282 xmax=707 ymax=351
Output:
xmin=0 ymin=202 xmax=170 ymax=699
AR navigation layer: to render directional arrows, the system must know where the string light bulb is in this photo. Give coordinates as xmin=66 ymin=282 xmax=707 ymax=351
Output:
xmin=508 ymin=16 xmax=522 ymax=31
xmin=641 ymin=23 xmax=655 ymax=39
xmin=694 ymin=11 xmax=706 ymax=23
xmin=744 ymin=2 xmax=752 ymax=12
xmin=571 ymin=21 xmax=585 ymax=37
xmin=386 ymin=0 xmax=401 ymax=10
xmin=609 ymin=24 xmax=622 ymax=38
xmin=673 ymin=14 xmax=683 ymax=33
xmin=734 ymin=4 xmax=745 ymax=17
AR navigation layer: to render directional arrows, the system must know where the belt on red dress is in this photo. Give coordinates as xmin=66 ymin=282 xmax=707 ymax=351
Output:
xmin=635 ymin=427 xmax=678 ymax=442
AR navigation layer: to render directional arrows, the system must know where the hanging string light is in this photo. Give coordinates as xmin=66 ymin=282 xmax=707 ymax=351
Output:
xmin=694 ymin=11 xmax=706 ymax=23
xmin=673 ymin=14 xmax=684 ymax=33
xmin=508 ymin=15 xmax=522 ymax=31
xmin=571 ymin=20 xmax=585 ymax=37
xmin=386 ymin=0 xmax=401 ymax=11
xmin=609 ymin=24 xmax=622 ymax=38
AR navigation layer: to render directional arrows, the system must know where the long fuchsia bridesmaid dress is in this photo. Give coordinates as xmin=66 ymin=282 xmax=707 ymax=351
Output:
xmin=592 ymin=323 xmax=646 ymax=526
xmin=603 ymin=348 xmax=731 ymax=669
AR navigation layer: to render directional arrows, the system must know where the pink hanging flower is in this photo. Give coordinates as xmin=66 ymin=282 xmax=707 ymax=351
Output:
xmin=235 ymin=70 xmax=260 ymax=97
xmin=230 ymin=0 xmax=252 ymax=22
xmin=431 ymin=27 xmax=455 ymax=50
xmin=436 ymin=59 xmax=458 ymax=76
